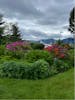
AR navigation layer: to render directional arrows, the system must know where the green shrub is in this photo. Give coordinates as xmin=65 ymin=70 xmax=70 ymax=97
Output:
xmin=53 ymin=59 xmax=71 ymax=72
xmin=60 ymin=49 xmax=74 ymax=67
xmin=31 ymin=60 xmax=50 ymax=79
xmin=0 ymin=45 xmax=5 ymax=56
xmin=30 ymin=42 xmax=44 ymax=50
xmin=10 ymin=51 xmax=25 ymax=59
xmin=49 ymin=66 xmax=58 ymax=76
xmin=5 ymin=50 xmax=25 ymax=59
xmin=68 ymin=49 xmax=74 ymax=66
xmin=0 ymin=61 xmax=31 ymax=79
xmin=0 ymin=60 xmax=50 ymax=79
xmin=24 ymin=50 xmax=54 ymax=65
xmin=0 ymin=56 xmax=18 ymax=64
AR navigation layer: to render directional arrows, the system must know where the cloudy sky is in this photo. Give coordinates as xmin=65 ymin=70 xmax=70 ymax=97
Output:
xmin=0 ymin=0 xmax=74 ymax=40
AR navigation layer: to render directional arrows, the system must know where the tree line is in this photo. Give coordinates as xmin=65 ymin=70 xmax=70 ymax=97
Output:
xmin=0 ymin=15 xmax=22 ymax=45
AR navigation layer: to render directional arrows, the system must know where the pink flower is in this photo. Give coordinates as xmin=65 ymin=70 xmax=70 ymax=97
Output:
xmin=59 ymin=53 xmax=65 ymax=58
xmin=6 ymin=41 xmax=28 ymax=51
xmin=44 ymin=44 xmax=67 ymax=59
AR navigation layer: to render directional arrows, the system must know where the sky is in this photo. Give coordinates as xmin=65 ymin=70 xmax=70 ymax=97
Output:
xmin=0 ymin=0 xmax=74 ymax=40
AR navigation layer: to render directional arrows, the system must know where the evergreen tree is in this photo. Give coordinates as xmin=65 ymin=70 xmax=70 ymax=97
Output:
xmin=0 ymin=14 xmax=4 ymax=44
xmin=68 ymin=7 xmax=75 ymax=34
xmin=56 ymin=39 xmax=62 ymax=45
xmin=11 ymin=24 xmax=21 ymax=42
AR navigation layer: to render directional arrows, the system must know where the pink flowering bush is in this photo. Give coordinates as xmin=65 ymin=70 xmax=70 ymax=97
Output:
xmin=6 ymin=41 xmax=32 ymax=59
xmin=6 ymin=41 xmax=31 ymax=51
xmin=44 ymin=44 xmax=68 ymax=59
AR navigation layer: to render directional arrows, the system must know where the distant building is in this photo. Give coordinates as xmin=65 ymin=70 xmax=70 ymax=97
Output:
xmin=44 ymin=44 xmax=52 ymax=48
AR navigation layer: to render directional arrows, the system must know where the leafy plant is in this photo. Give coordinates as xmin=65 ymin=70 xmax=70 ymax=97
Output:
xmin=24 ymin=50 xmax=54 ymax=65
xmin=53 ymin=59 xmax=71 ymax=72
xmin=30 ymin=42 xmax=44 ymax=50
xmin=31 ymin=60 xmax=50 ymax=79
xmin=0 ymin=45 xmax=5 ymax=56
xmin=0 ymin=60 xmax=50 ymax=79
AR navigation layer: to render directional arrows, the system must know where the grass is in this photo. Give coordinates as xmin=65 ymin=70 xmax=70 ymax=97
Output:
xmin=0 ymin=68 xmax=74 ymax=99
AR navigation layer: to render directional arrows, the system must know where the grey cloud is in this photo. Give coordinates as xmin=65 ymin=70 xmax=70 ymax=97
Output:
xmin=21 ymin=29 xmax=62 ymax=40
xmin=21 ymin=29 xmax=49 ymax=40
xmin=0 ymin=0 xmax=43 ymax=19
xmin=0 ymin=0 xmax=74 ymax=40
xmin=37 ymin=0 xmax=73 ymax=26
xmin=0 ymin=0 xmax=73 ymax=25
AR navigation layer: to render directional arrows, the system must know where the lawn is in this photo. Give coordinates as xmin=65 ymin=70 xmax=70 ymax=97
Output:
xmin=0 ymin=68 xmax=74 ymax=99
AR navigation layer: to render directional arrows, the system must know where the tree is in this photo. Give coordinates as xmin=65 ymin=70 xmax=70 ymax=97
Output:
xmin=11 ymin=24 xmax=22 ymax=42
xmin=68 ymin=7 xmax=75 ymax=34
xmin=56 ymin=39 xmax=63 ymax=45
xmin=0 ymin=14 xmax=5 ymax=44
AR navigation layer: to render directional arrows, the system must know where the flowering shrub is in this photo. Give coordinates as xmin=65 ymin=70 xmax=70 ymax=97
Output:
xmin=6 ymin=41 xmax=31 ymax=51
xmin=44 ymin=44 xmax=67 ymax=59
xmin=6 ymin=41 xmax=32 ymax=59
xmin=63 ymin=44 xmax=71 ymax=50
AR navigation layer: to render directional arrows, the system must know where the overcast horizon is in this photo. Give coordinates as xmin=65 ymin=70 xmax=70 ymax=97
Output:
xmin=0 ymin=0 xmax=74 ymax=40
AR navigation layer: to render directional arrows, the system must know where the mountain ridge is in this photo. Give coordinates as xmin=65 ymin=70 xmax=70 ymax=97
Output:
xmin=38 ymin=37 xmax=74 ymax=44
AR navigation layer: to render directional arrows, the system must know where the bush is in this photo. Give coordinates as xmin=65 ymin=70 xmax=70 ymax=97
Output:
xmin=6 ymin=41 xmax=31 ymax=51
xmin=31 ymin=60 xmax=50 ymax=79
xmin=53 ymin=59 xmax=71 ymax=72
xmin=5 ymin=50 xmax=25 ymax=59
xmin=44 ymin=44 xmax=68 ymax=59
xmin=24 ymin=50 xmax=54 ymax=65
xmin=0 ymin=45 xmax=5 ymax=56
xmin=0 ymin=61 xmax=31 ymax=79
xmin=60 ymin=49 xmax=74 ymax=67
xmin=68 ymin=49 xmax=74 ymax=66
xmin=5 ymin=41 xmax=32 ymax=59
xmin=0 ymin=56 xmax=18 ymax=64
xmin=0 ymin=60 xmax=50 ymax=79
xmin=30 ymin=42 xmax=44 ymax=50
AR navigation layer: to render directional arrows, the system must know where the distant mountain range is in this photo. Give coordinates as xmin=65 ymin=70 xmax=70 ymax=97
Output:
xmin=62 ymin=38 xmax=74 ymax=44
xmin=38 ymin=38 xmax=74 ymax=45
xmin=39 ymin=39 xmax=56 ymax=44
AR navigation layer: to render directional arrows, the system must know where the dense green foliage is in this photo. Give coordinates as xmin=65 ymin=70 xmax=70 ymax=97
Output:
xmin=32 ymin=60 xmax=50 ymax=79
xmin=30 ymin=42 xmax=44 ymax=50
xmin=53 ymin=59 xmax=71 ymax=72
xmin=0 ymin=45 xmax=74 ymax=79
xmin=0 ymin=60 xmax=50 ymax=79
xmin=0 ymin=45 xmax=5 ymax=56
xmin=24 ymin=50 xmax=54 ymax=65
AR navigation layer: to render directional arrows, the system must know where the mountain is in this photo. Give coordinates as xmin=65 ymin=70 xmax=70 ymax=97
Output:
xmin=23 ymin=38 xmax=74 ymax=45
xmin=62 ymin=38 xmax=74 ymax=44
xmin=38 ymin=38 xmax=74 ymax=45
xmin=39 ymin=39 xmax=56 ymax=44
